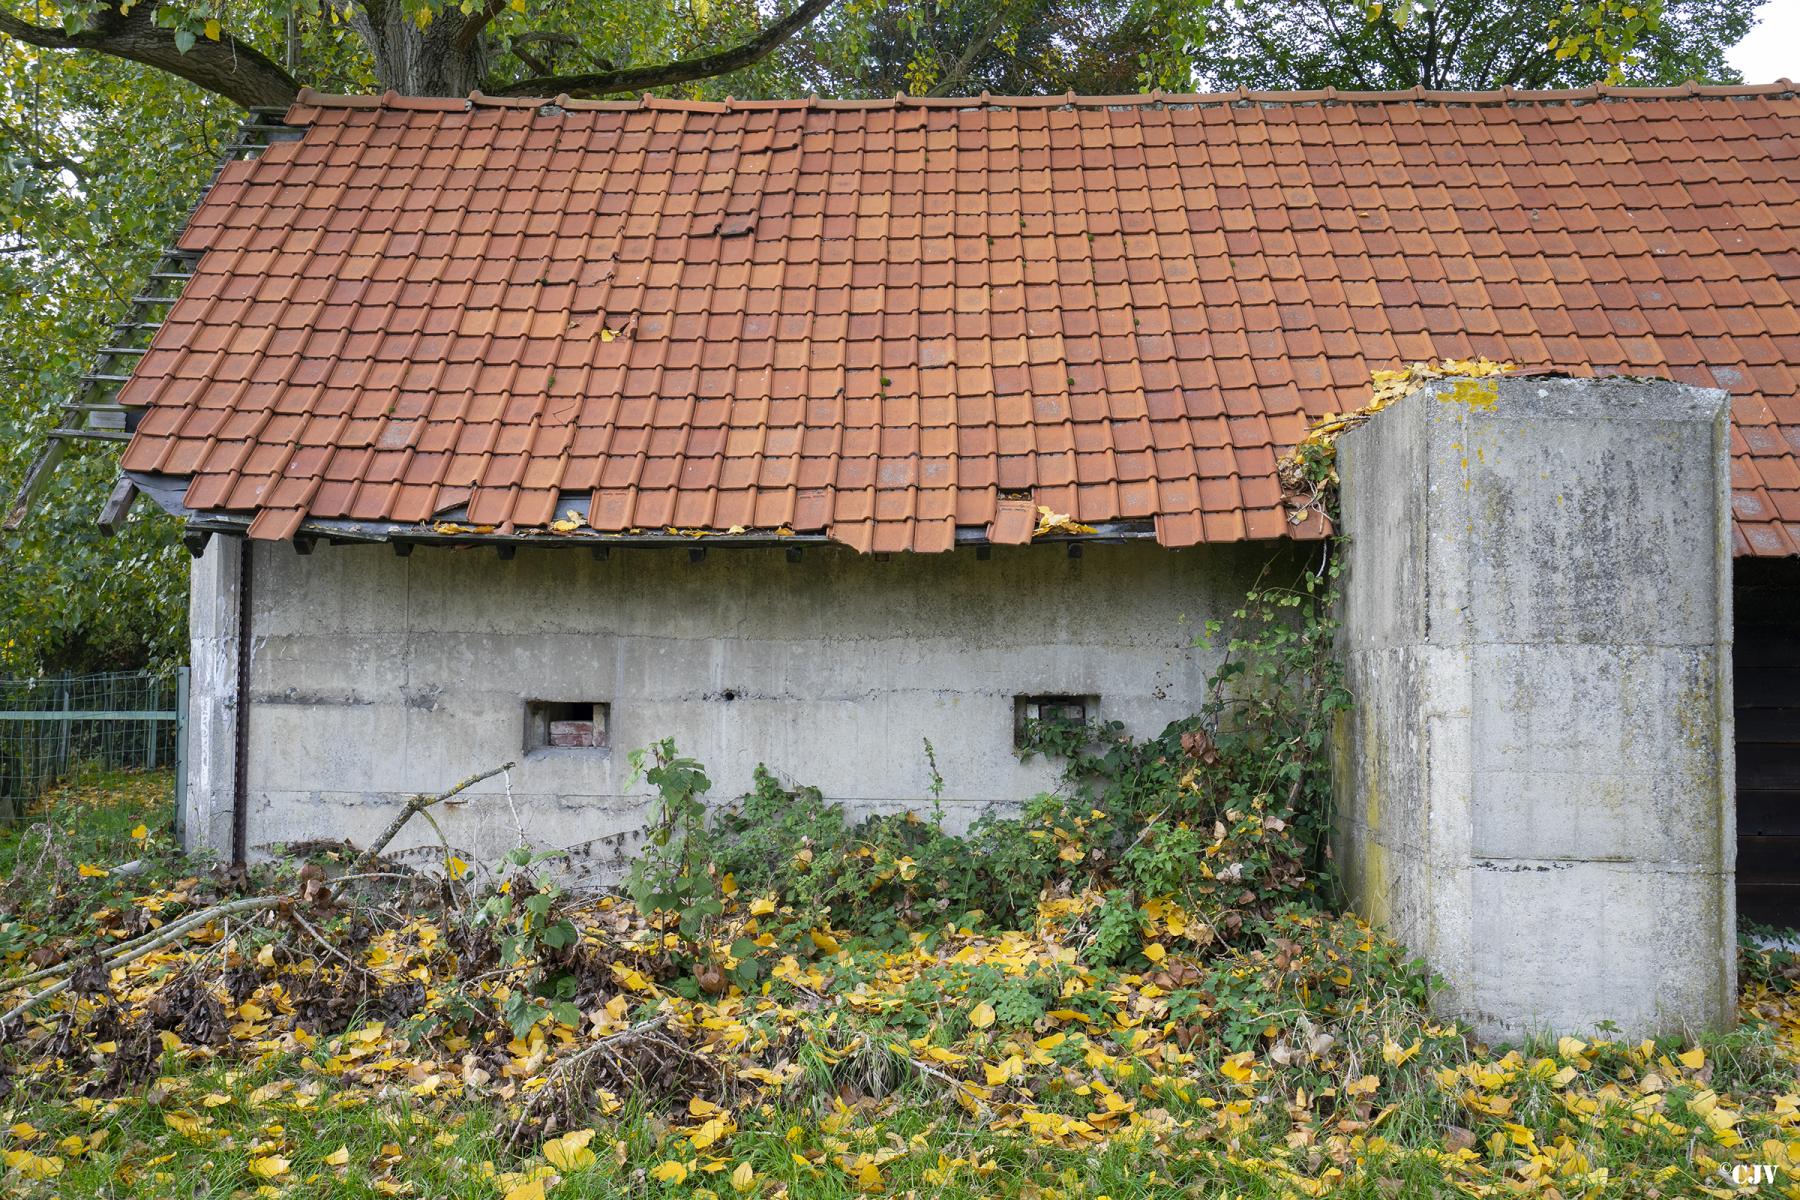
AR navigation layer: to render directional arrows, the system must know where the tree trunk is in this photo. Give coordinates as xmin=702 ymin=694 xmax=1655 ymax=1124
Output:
xmin=344 ymin=2 xmax=491 ymax=96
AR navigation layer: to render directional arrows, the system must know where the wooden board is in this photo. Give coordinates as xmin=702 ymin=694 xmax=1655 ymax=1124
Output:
xmin=1735 ymin=558 xmax=1800 ymax=930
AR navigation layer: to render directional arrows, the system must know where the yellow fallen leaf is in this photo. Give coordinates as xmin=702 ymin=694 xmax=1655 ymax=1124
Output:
xmin=731 ymin=1161 xmax=755 ymax=1192
xmin=200 ymin=1093 xmax=232 ymax=1108
xmin=131 ymin=824 xmax=149 ymax=840
xmin=542 ymin=1128 xmax=596 ymax=1171
xmin=1033 ymin=505 xmax=1097 ymax=538
xmin=8 ymin=1122 xmax=38 ymax=1141
xmin=446 ymin=855 xmax=469 ymax=880
xmin=247 ymin=1154 xmax=290 ymax=1180
xmin=1678 ymin=1047 xmax=1706 ymax=1070
xmin=501 ymin=1179 xmax=546 ymax=1200
xmin=163 ymin=1112 xmax=206 ymax=1139
xmin=810 ymin=929 xmax=841 ymax=954
xmin=325 ymin=1145 xmax=351 ymax=1167
xmin=1142 ymin=942 xmax=1167 ymax=963
xmin=2 ymin=1149 xmax=62 ymax=1179
xmin=650 ymin=1160 xmax=689 ymax=1184
xmin=78 ymin=863 xmax=109 ymax=878
xmin=968 ymin=1002 xmax=995 ymax=1030
xmin=689 ymin=1115 xmax=734 ymax=1150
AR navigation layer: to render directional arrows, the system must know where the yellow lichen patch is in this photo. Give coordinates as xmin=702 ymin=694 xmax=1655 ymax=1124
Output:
xmin=1440 ymin=378 xmax=1501 ymax=411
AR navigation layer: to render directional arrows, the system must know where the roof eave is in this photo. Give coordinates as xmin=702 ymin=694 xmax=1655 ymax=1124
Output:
xmin=127 ymin=471 xmax=1164 ymax=552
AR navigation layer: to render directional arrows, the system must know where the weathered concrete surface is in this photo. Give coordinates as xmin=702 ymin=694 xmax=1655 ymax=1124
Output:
xmin=185 ymin=536 xmax=241 ymax=855
xmin=185 ymin=539 xmax=1274 ymax=876
xmin=1333 ymin=374 xmax=1736 ymax=1042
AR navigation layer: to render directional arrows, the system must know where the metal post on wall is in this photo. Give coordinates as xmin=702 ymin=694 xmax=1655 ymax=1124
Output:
xmin=174 ymin=666 xmax=190 ymax=846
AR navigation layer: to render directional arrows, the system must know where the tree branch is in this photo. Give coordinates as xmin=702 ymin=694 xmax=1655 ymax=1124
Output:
xmin=490 ymin=0 xmax=833 ymax=97
xmin=0 ymin=117 xmax=86 ymax=178
xmin=360 ymin=760 xmax=515 ymax=865
xmin=926 ymin=2 xmax=1014 ymax=97
xmin=0 ymin=3 xmax=300 ymax=109
xmin=454 ymin=0 xmax=511 ymax=52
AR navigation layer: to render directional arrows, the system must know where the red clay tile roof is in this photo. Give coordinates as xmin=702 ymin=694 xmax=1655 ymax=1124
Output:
xmin=118 ymin=83 xmax=1800 ymax=555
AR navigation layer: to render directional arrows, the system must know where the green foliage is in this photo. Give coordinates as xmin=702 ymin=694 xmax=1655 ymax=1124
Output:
xmin=1014 ymin=552 xmax=1350 ymax=937
xmin=706 ymin=764 xmax=1052 ymax=944
xmin=1740 ymin=925 xmax=1800 ymax=995
xmin=0 ymin=765 xmax=174 ymax=958
xmin=471 ymin=844 xmax=585 ymax=1038
xmin=1193 ymin=908 xmax=1437 ymax=1053
xmin=1164 ymin=0 xmax=1749 ymax=93
xmin=0 ymin=54 xmax=232 ymax=676
xmin=1086 ymin=888 xmax=1143 ymax=967
xmin=624 ymin=739 xmax=723 ymax=951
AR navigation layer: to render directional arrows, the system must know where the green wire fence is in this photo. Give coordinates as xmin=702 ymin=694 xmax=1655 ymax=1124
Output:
xmin=0 ymin=669 xmax=188 ymax=823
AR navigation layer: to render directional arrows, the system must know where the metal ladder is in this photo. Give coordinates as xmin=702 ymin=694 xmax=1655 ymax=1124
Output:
xmin=4 ymin=106 xmax=302 ymax=531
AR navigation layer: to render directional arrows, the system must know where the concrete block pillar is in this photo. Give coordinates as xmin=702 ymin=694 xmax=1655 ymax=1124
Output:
xmin=1333 ymin=375 xmax=1735 ymax=1042
xmin=185 ymin=534 xmax=243 ymax=857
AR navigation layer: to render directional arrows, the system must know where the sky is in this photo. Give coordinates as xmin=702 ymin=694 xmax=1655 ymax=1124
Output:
xmin=1729 ymin=0 xmax=1800 ymax=81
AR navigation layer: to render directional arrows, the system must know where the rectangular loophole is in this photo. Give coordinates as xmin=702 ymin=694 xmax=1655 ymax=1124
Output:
xmin=525 ymin=700 xmax=608 ymax=751
xmin=1014 ymin=694 xmax=1094 ymax=747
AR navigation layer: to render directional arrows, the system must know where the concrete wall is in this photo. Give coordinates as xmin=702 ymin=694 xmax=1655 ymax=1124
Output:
xmin=185 ymin=537 xmax=242 ymax=855
xmin=1333 ymin=375 xmax=1736 ymax=1043
xmin=187 ymin=538 xmax=1275 ymax=875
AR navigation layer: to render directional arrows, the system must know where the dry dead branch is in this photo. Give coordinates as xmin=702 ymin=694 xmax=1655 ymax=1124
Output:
xmin=504 ymin=1013 xmax=673 ymax=1149
xmin=360 ymin=761 xmax=516 ymax=866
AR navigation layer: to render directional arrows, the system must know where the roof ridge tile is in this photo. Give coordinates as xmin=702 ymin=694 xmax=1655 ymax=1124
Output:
xmin=282 ymin=81 xmax=1800 ymax=129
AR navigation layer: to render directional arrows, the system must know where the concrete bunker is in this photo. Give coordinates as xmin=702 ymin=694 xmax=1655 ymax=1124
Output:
xmin=1332 ymin=373 xmax=1737 ymax=1041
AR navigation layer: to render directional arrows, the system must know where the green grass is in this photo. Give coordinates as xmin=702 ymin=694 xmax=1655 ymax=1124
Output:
xmin=2 ymin=1061 xmax=1494 ymax=1200
xmin=0 ymin=764 xmax=175 ymax=876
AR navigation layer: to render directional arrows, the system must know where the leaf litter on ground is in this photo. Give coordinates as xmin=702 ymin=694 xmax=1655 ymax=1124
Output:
xmin=2 ymin=771 xmax=1799 ymax=1199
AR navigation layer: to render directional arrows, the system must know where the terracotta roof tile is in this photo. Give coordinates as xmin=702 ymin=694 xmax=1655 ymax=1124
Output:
xmin=116 ymin=85 xmax=1800 ymax=553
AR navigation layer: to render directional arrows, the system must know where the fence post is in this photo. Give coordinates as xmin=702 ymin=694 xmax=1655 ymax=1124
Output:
xmin=146 ymin=677 xmax=159 ymax=772
xmin=58 ymin=690 xmax=71 ymax=777
xmin=174 ymin=666 xmax=190 ymax=846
